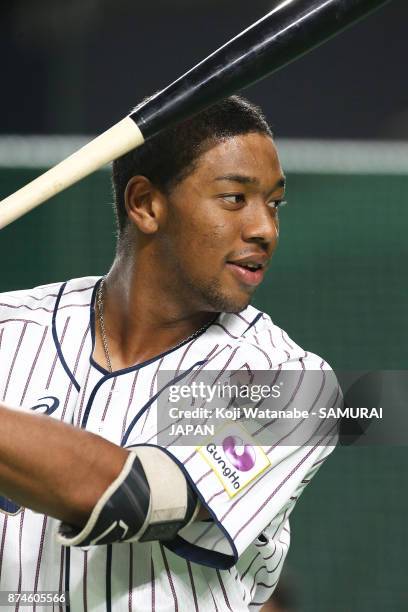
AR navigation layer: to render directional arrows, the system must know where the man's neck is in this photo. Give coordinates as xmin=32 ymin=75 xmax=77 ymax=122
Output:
xmin=93 ymin=258 xmax=216 ymax=372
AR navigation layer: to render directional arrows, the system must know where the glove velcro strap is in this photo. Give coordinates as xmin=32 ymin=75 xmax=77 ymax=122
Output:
xmin=135 ymin=446 xmax=187 ymax=525
xmin=56 ymin=446 xmax=196 ymax=547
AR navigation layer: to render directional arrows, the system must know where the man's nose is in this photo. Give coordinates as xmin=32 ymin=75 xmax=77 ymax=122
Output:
xmin=241 ymin=203 xmax=279 ymax=247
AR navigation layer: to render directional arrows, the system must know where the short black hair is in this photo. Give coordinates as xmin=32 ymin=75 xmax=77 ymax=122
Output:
xmin=112 ymin=95 xmax=273 ymax=236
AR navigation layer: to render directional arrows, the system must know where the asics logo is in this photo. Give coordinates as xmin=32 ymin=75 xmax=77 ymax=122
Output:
xmin=30 ymin=396 xmax=60 ymax=416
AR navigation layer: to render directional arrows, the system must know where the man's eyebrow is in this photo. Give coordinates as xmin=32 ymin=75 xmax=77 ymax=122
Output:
xmin=270 ymin=176 xmax=286 ymax=192
xmin=214 ymin=174 xmax=286 ymax=191
xmin=214 ymin=174 xmax=259 ymax=185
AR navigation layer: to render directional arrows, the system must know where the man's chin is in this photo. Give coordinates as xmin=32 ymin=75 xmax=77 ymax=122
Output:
xmin=222 ymin=300 xmax=252 ymax=314
xmin=207 ymin=291 xmax=253 ymax=314
xmin=193 ymin=278 xmax=254 ymax=314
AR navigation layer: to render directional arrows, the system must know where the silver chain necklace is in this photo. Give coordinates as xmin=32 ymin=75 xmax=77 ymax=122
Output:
xmin=96 ymin=277 xmax=217 ymax=373
xmin=97 ymin=277 xmax=113 ymax=373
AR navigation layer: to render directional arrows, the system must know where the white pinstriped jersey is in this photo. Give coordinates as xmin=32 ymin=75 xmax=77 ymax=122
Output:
xmin=0 ymin=277 xmax=339 ymax=611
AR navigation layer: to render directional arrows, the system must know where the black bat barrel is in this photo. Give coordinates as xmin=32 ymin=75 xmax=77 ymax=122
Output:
xmin=130 ymin=0 xmax=390 ymax=139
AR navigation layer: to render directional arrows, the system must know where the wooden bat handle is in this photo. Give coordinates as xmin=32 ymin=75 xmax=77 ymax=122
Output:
xmin=0 ymin=117 xmax=144 ymax=229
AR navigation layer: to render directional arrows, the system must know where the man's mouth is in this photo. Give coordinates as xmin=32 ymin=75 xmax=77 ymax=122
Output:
xmin=226 ymin=260 xmax=266 ymax=287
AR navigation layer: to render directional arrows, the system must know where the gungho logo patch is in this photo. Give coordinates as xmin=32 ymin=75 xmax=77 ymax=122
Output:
xmin=196 ymin=422 xmax=271 ymax=498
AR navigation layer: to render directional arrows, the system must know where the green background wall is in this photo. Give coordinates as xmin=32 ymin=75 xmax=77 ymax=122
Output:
xmin=1 ymin=167 xmax=407 ymax=611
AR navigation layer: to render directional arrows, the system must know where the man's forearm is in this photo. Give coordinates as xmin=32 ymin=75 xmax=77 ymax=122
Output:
xmin=0 ymin=404 xmax=128 ymax=526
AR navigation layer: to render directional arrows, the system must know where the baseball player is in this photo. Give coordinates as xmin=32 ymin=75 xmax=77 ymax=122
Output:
xmin=0 ymin=96 xmax=339 ymax=610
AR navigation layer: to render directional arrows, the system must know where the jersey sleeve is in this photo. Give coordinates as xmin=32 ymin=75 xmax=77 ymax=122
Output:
xmin=235 ymin=442 xmax=333 ymax=606
xmin=127 ymin=346 xmax=341 ymax=570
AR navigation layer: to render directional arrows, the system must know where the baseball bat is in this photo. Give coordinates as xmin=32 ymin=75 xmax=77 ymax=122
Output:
xmin=0 ymin=0 xmax=390 ymax=229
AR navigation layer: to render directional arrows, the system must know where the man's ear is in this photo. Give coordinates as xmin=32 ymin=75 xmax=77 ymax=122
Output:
xmin=124 ymin=176 xmax=167 ymax=234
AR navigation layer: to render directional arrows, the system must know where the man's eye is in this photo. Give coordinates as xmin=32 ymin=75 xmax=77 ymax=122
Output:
xmin=222 ymin=194 xmax=245 ymax=205
xmin=267 ymin=199 xmax=287 ymax=210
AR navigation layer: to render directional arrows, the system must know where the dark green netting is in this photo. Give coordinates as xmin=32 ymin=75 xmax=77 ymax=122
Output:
xmin=1 ymin=167 xmax=407 ymax=611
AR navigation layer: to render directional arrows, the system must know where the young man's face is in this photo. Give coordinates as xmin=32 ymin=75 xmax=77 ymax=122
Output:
xmin=159 ymin=132 xmax=285 ymax=313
